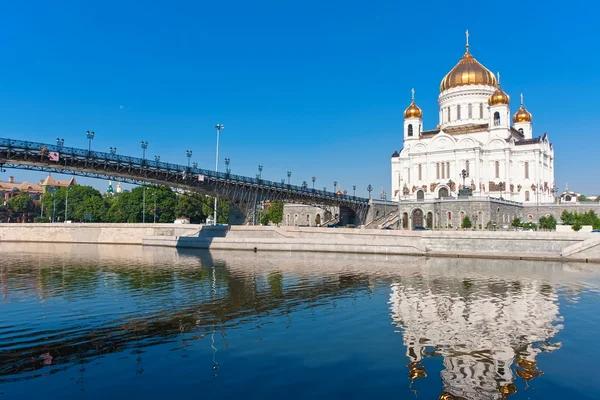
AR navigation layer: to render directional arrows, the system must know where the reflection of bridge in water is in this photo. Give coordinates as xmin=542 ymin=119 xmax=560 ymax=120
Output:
xmin=0 ymin=247 xmax=372 ymax=381
xmin=389 ymin=272 xmax=565 ymax=399
xmin=0 ymin=138 xmax=372 ymax=224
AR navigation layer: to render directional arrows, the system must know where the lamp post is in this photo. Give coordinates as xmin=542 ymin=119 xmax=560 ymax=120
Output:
xmin=460 ymin=169 xmax=468 ymax=189
xmin=333 ymin=181 xmax=337 ymax=192
xmin=110 ymin=147 xmax=117 ymax=154
xmin=353 ymin=185 xmax=356 ymax=197
xmin=142 ymin=186 xmax=146 ymax=223
xmin=186 ymin=150 xmax=192 ymax=168
xmin=258 ymin=165 xmax=263 ymax=179
xmin=155 ymin=155 xmax=160 ymax=162
xmin=287 ymin=171 xmax=291 ymax=185
xmin=65 ymin=185 xmax=71 ymax=221
xmin=214 ymin=124 xmax=224 ymax=226
xmin=302 ymin=181 xmax=308 ymax=190
xmin=381 ymin=190 xmax=387 ymax=220
xmin=323 ymin=186 xmax=327 ymax=192
xmin=281 ymin=179 xmax=285 ymax=185
xmin=141 ymin=141 xmax=148 ymax=160
xmin=56 ymin=138 xmax=64 ymax=149
xmin=312 ymin=176 xmax=316 ymax=190
xmin=367 ymin=184 xmax=373 ymax=199
xmin=153 ymin=191 xmax=157 ymax=223
xmin=224 ymin=158 xmax=231 ymax=175
xmin=192 ymin=162 xmax=198 ymax=169
xmin=86 ymin=130 xmax=95 ymax=153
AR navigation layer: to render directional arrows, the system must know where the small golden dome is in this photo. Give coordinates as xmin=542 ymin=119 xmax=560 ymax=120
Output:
xmin=404 ymin=88 xmax=423 ymax=119
xmin=488 ymin=86 xmax=510 ymax=106
xmin=440 ymin=33 xmax=496 ymax=92
xmin=512 ymin=93 xmax=533 ymax=123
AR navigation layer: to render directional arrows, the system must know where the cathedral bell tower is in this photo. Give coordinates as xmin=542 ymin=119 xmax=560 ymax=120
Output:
xmin=404 ymin=88 xmax=422 ymax=142
xmin=487 ymin=73 xmax=510 ymax=132
xmin=513 ymin=93 xmax=533 ymax=139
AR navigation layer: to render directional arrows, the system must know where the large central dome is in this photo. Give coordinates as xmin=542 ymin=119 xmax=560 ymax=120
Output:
xmin=440 ymin=48 xmax=497 ymax=92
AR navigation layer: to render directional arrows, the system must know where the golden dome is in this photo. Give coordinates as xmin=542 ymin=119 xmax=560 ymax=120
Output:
xmin=440 ymin=33 xmax=496 ymax=92
xmin=488 ymin=85 xmax=510 ymax=106
xmin=512 ymin=93 xmax=533 ymax=123
xmin=404 ymin=88 xmax=423 ymax=119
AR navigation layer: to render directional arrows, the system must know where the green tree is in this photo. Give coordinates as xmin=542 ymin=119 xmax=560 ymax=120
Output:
xmin=511 ymin=217 xmax=522 ymax=228
xmin=539 ymin=215 xmax=557 ymax=231
xmin=201 ymin=196 xmax=230 ymax=224
xmin=261 ymin=207 xmax=271 ymax=225
xmin=268 ymin=200 xmax=284 ymax=225
xmin=74 ymin=196 xmax=106 ymax=222
xmin=561 ymin=210 xmax=576 ymax=225
xmin=175 ymin=193 xmax=207 ymax=224
xmin=578 ymin=195 xmax=588 ymax=202
xmin=461 ymin=215 xmax=472 ymax=229
xmin=572 ymin=221 xmax=582 ymax=231
xmin=7 ymin=193 xmax=35 ymax=213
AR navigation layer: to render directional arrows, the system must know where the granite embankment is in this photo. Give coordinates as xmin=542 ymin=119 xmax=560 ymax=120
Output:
xmin=0 ymin=223 xmax=599 ymax=263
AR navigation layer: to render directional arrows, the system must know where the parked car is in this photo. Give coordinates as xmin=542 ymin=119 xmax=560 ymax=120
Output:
xmin=381 ymin=226 xmax=393 ymax=230
xmin=327 ymin=224 xmax=339 ymax=228
xmin=413 ymin=226 xmax=427 ymax=231
xmin=592 ymin=230 xmax=600 ymax=233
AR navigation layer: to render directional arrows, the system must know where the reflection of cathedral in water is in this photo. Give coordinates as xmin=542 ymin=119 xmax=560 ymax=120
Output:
xmin=390 ymin=278 xmax=563 ymax=399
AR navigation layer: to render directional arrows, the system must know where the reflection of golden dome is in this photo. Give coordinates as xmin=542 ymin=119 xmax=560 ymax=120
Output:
xmin=439 ymin=392 xmax=467 ymax=400
xmin=488 ymin=86 xmax=510 ymax=106
xmin=512 ymin=93 xmax=533 ymax=123
xmin=408 ymin=362 xmax=427 ymax=380
xmin=440 ymin=45 xmax=497 ymax=92
xmin=497 ymin=383 xmax=517 ymax=395
xmin=404 ymin=88 xmax=423 ymax=119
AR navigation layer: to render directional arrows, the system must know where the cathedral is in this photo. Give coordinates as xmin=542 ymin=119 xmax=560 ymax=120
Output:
xmin=391 ymin=33 xmax=555 ymax=204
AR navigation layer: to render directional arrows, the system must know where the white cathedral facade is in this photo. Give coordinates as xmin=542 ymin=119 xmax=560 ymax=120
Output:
xmin=391 ymin=35 xmax=555 ymax=204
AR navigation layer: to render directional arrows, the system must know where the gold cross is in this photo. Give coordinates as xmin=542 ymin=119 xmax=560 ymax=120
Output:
xmin=466 ymin=30 xmax=469 ymax=49
xmin=411 ymin=88 xmax=415 ymax=100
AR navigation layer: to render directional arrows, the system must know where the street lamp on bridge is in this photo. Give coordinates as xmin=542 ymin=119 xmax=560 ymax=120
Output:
xmin=214 ymin=124 xmax=225 ymax=226
xmin=186 ymin=150 xmax=192 ymax=167
xmin=154 ymin=155 xmax=160 ymax=162
xmin=353 ymin=185 xmax=356 ymax=197
xmin=258 ymin=165 xmax=263 ymax=179
xmin=86 ymin=130 xmax=95 ymax=153
xmin=192 ymin=162 xmax=198 ymax=169
xmin=367 ymin=184 xmax=373 ymax=199
xmin=312 ymin=176 xmax=316 ymax=190
xmin=281 ymin=179 xmax=285 ymax=185
xmin=287 ymin=171 xmax=291 ymax=185
xmin=302 ymin=181 xmax=308 ymax=190
xmin=224 ymin=158 xmax=231 ymax=174
xmin=333 ymin=181 xmax=337 ymax=192
xmin=380 ymin=189 xmax=387 ymax=220
xmin=56 ymin=138 xmax=64 ymax=148
xmin=110 ymin=147 xmax=117 ymax=154
xmin=141 ymin=141 xmax=148 ymax=160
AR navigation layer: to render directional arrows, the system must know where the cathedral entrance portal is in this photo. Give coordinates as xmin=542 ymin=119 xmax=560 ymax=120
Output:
xmin=412 ymin=209 xmax=424 ymax=228
xmin=426 ymin=212 xmax=433 ymax=229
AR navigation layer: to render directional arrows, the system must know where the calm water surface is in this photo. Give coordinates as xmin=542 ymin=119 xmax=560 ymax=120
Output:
xmin=1 ymin=243 xmax=600 ymax=399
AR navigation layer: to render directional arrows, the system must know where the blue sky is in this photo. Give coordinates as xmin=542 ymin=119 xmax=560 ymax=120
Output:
xmin=0 ymin=0 xmax=599 ymax=196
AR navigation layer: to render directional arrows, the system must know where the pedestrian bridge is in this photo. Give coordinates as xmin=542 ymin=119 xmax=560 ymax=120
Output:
xmin=0 ymin=137 xmax=375 ymax=224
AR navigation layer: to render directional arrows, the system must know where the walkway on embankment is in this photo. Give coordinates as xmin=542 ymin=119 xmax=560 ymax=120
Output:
xmin=0 ymin=223 xmax=599 ymax=264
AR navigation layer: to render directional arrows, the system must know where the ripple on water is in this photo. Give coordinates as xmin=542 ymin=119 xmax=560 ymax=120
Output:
xmin=1 ymin=243 xmax=600 ymax=399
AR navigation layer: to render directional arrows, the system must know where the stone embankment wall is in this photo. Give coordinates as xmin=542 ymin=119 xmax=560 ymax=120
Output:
xmin=1 ymin=223 xmax=599 ymax=263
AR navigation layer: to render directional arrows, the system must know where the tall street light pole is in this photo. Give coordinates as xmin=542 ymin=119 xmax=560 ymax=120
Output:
xmin=287 ymin=171 xmax=291 ymax=185
xmin=186 ymin=150 xmax=192 ymax=168
xmin=214 ymin=124 xmax=224 ymax=225
xmin=353 ymin=185 xmax=356 ymax=197
xmin=367 ymin=184 xmax=373 ymax=199
xmin=258 ymin=165 xmax=263 ymax=179
xmin=56 ymin=138 xmax=64 ymax=149
xmin=86 ymin=130 xmax=95 ymax=154
xmin=312 ymin=177 xmax=316 ymax=190
xmin=333 ymin=181 xmax=337 ymax=192
xmin=141 ymin=141 xmax=148 ymax=161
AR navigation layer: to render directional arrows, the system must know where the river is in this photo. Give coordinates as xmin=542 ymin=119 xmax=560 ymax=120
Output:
xmin=1 ymin=243 xmax=599 ymax=399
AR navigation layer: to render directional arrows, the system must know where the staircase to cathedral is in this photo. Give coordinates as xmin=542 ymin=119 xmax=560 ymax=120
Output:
xmin=365 ymin=209 xmax=399 ymax=229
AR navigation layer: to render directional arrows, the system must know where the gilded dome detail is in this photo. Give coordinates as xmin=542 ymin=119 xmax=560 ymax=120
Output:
xmin=512 ymin=93 xmax=533 ymax=123
xmin=488 ymin=74 xmax=510 ymax=106
xmin=440 ymin=32 xmax=497 ymax=92
xmin=404 ymin=88 xmax=423 ymax=119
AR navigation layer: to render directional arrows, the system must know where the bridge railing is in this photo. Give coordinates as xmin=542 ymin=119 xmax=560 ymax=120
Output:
xmin=0 ymin=138 xmax=369 ymax=204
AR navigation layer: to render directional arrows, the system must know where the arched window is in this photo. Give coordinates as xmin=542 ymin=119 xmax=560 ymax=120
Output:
xmin=524 ymin=162 xmax=529 ymax=179
xmin=525 ymin=191 xmax=530 ymax=201
xmin=418 ymin=164 xmax=422 ymax=181
xmin=465 ymin=160 xmax=470 ymax=176
xmin=436 ymin=163 xmax=440 ymax=179
xmin=468 ymin=104 xmax=473 ymax=119
xmin=447 ymin=107 xmax=451 ymax=122
xmin=519 ymin=128 xmax=524 ymax=135
xmin=457 ymin=104 xmax=461 ymax=120
xmin=495 ymin=161 xmax=500 ymax=179
xmin=494 ymin=111 xmax=501 ymax=126
xmin=479 ymin=103 xmax=484 ymax=118
xmin=408 ymin=124 xmax=413 ymax=137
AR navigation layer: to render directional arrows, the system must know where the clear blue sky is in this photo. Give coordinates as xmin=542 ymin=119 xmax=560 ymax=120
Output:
xmin=1 ymin=0 xmax=598 ymax=196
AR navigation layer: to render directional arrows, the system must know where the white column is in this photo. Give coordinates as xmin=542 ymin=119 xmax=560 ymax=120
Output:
xmin=504 ymin=149 xmax=510 ymax=198
xmin=475 ymin=148 xmax=481 ymax=195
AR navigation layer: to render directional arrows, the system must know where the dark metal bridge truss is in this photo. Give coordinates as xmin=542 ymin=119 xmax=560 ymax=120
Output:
xmin=0 ymin=138 xmax=370 ymax=223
